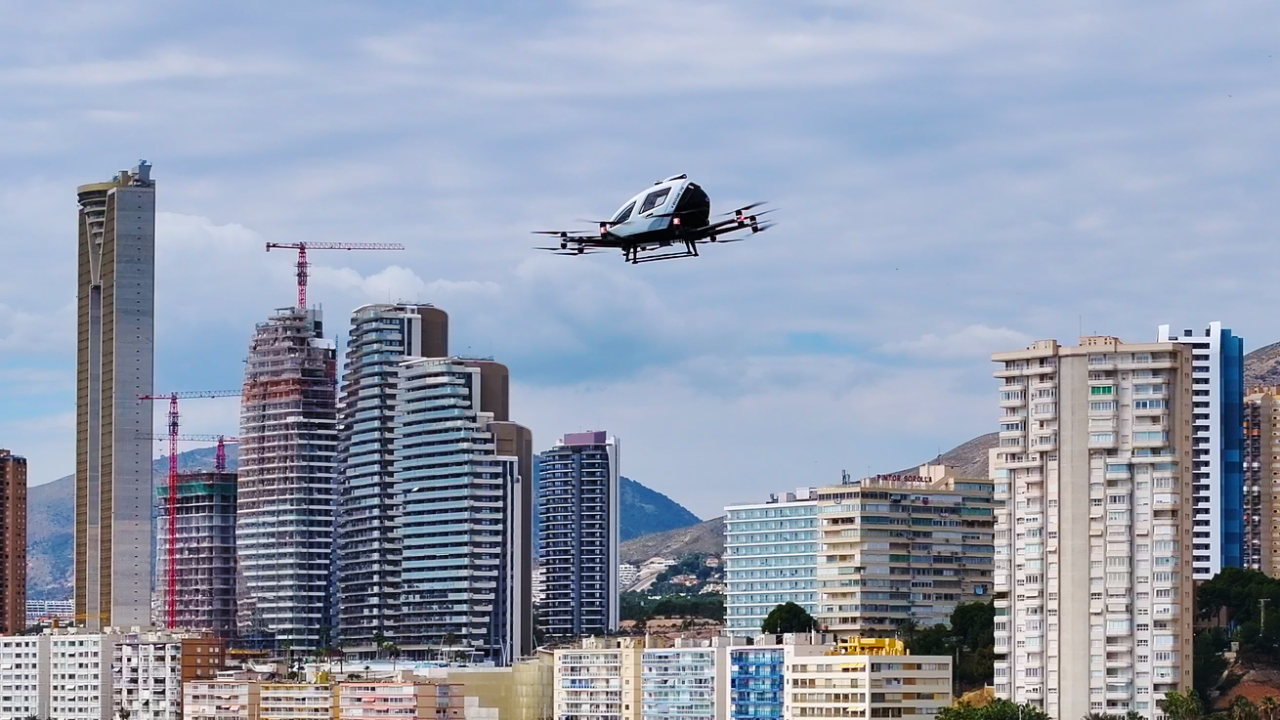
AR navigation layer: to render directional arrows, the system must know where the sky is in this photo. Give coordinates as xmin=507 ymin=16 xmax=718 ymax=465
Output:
xmin=2 ymin=2 xmax=1280 ymax=519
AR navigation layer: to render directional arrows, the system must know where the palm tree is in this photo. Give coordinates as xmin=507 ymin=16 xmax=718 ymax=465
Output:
xmin=1258 ymin=696 xmax=1278 ymax=720
xmin=1163 ymin=690 xmax=1204 ymax=720
xmin=1232 ymin=697 xmax=1260 ymax=720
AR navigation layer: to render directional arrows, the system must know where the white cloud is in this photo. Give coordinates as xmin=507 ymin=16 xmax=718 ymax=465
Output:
xmin=880 ymin=325 xmax=1033 ymax=361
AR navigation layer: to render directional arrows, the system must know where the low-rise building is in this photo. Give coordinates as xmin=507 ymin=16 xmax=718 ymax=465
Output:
xmin=260 ymin=683 xmax=337 ymax=720
xmin=783 ymin=637 xmax=951 ymax=720
xmin=115 ymin=629 xmax=225 ymax=719
xmin=555 ymin=636 xmax=655 ymax=720
xmin=0 ymin=635 xmax=48 ymax=718
xmin=641 ymin=638 xmax=732 ymax=720
xmin=184 ymin=680 xmax=262 ymax=720
xmin=618 ymin=564 xmax=640 ymax=590
xmin=338 ymin=680 xmax=463 ymax=720
xmin=423 ymin=653 xmax=555 ymax=720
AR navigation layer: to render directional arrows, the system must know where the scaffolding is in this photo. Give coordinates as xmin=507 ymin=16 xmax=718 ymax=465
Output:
xmin=156 ymin=471 xmax=238 ymax=638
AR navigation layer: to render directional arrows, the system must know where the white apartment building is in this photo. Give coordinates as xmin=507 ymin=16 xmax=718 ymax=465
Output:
xmin=992 ymin=337 xmax=1196 ymax=719
xmin=554 ymin=636 xmax=648 ymax=720
xmin=1157 ymin=322 xmax=1245 ymax=579
xmin=722 ymin=490 xmax=818 ymax=637
xmin=49 ymin=631 xmax=114 ymax=720
xmin=184 ymin=680 xmax=261 ymax=720
xmin=618 ymin=564 xmax=639 ymax=589
xmin=640 ymin=639 xmax=731 ymax=720
xmin=783 ymin=637 xmax=951 ymax=720
xmin=0 ymin=635 xmax=48 ymax=718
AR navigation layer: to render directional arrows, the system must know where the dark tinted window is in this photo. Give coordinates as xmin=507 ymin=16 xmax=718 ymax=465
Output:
xmin=611 ymin=202 xmax=636 ymax=224
xmin=638 ymin=188 xmax=671 ymax=214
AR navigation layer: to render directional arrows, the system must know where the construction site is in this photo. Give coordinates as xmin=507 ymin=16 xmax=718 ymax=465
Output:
xmin=235 ymin=307 xmax=338 ymax=650
xmin=155 ymin=470 xmax=237 ymax=638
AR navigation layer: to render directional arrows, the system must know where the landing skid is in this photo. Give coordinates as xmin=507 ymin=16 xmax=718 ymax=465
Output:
xmin=625 ymin=240 xmax=699 ymax=264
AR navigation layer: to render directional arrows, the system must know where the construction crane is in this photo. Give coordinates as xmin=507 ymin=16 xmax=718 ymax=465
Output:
xmin=265 ymin=242 xmax=405 ymax=309
xmin=141 ymin=433 xmax=240 ymax=473
xmin=139 ymin=390 xmax=240 ymax=629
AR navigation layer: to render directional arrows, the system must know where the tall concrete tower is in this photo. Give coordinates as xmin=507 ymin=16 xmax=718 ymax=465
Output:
xmin=75 ymin=161 xmax=156 ymax=631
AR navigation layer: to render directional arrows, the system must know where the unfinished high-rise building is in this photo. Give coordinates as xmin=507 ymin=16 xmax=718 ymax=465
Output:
xmin=156 ymin=471 xmax=237 ymax=637
xmin=237 ymin=308 xmax=337 ymax=650
xmin=76 ymin=161 xmax=155 ymax=631
xmin=394 ymin=357 xmax=533 ymax=664
xmin=336 ymin=303 xmax=448 ymax=657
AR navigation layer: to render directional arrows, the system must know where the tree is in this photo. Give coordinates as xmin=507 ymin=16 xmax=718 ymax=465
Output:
xmin=1162 ymin=690 xmax=1204 ymax=720
xmin=1259 ymin=696 xmax=1278 ymax=720
xmin=1193 ymin=631 xmax=1229 ymax=698
xmin=1233 ymin=697 xmax=1261 ymax=720
xmin=761 ymin=602 xmax=818 ymax=634
xmin=937 ymin=699 xmax=1049 ymax=720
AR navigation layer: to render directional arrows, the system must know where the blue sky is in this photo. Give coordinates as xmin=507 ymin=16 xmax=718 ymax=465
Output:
xmin=2 ymin=1 xmax=1280 ymax=518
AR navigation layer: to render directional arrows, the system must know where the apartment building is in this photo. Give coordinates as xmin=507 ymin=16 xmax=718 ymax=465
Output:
xmin=260 ymin=683 xmax=337 ymax=720
xmin=49 ymin=630 xmax=114 ymax=720
xmin=1244 ymin=389 xmax=1280 ymax=576
xmin=539 ymin=431 xmax=621 ymax=638
xmin=815 ymin=465 xmax=994 ymax=635
xmin=991 ymin=337 xmax=1196 ymax=719
xmin=0 ymin=449 xmax=26 ymax=633
xmin=723 ymin=491 xmax=819 ymax=637
xmin=554 ymin=636 xmax=652 ymax=720
xmin=0 ymin=635 xmax=48 ymax=718
xmin=337 ymin=303 xmax=448 ymax=656
xmin=726 ymin=641 xmax=786 ymax=720
xmin=238 ymin=307 xmax=338 ymax=649
xmin=1157 ymin=322 xmax=1245 ymax=578
xmin=184 ymin=680 xmax=261 ymax=720
xmin=783 ymin=637 xmax=951 ymax=720
xmin=394 ymin=357 xmax=533 ymax=664
xmin=114 ymin=629 xmax=225 ymax=719
xmin=641 ymin=638 xmax=732 ymax=720
xmin=337 ymin=680 xmax=465 ymax=720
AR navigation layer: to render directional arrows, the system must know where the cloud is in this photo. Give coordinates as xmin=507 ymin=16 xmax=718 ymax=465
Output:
xmin=880 ymin=325 xmax=1034 ymax=361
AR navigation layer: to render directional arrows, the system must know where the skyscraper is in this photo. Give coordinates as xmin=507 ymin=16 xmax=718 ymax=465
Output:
xmin=723 ymin=491 xmax=818 ymax=638
xmin=75 ymin=161 xmax=156 ymax=631
xmin=992 ymin=337 xmax=1195 ymax=719
xmin=336 ymin=303 xmax=448 ymax=656
xmin=538 ymin=432 xmax=620 ymax=638
xmin=394 ymin=357 xmax=533 ymax=664
xmin=1242 ymin=390 xmax=1280 ymax=577
xmin=237 ymin=308 xmax=338 ymax=649
xmin=0 ymin=449 xmax=26 ymax=634
xmin=1156 ymin=322 xmax=1245 ymax=579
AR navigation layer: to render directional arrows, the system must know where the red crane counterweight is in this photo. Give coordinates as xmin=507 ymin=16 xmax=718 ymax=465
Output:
xmin=265 ymin=241 xmax=405 ymax=309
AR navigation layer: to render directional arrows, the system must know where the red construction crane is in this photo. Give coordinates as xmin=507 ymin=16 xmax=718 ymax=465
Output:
xmin=139 ymin=390 xmax=240 ymax=629
xmin=265 ymin=242 xmax=405 ymax=309
xmin=141 ymin=433 xmax=240 ymax=473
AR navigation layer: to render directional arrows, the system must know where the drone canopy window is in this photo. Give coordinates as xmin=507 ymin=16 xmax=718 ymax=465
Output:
xmin=639 ymin=188 xmax=671 ymax=214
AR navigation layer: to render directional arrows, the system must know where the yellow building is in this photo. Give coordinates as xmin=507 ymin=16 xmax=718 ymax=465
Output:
xmin=553 ymin=637 xmax=659 ymax=720
xmin=421 ymin=653 xmax=555 ymax=720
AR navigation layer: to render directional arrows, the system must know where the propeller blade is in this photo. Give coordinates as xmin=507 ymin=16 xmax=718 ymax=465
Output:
xmin=753 ymin=222 xmax=776 ymax=232
xmin=535 ymin=246 xmax=568 ymax=251
xmin=574 ymin=219 xmax=616 ymax=225
xmin=717 ymin=237 xmax=748 ymax=244
xmin=532 ymin=230 xmax=594 ymax=236
xmin=720 ymin=201 xmax=768 ymax=216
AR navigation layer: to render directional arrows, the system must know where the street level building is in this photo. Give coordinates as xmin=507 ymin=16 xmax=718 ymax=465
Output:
xmin=76 ymin=161 xmax=156 ymax=631
xmin=237 ymin=308 xmax=338 ymax=650
xmin=554 ymin=636 xmax=653 ymax=720
xmin=538 ymin=431 xmax=620 ymax=638
xmin=641 ymin=638 xmax=731 ymax=720
xmin=114 ymin=629 xmax=225 ymax=720
xmin=783 ymin=637 xmax=951 ymax=720
xmin=992 ymin=337 xmax=1196 ymax=719
xmin=0 ymin=449 xmax=26 ymax=633
xmin=157 ymin=471 xmax=237 ymax=637
xmin=336 ymin=303 xmax=448 ymax=657
xmin=1157 ymin=322 xmax=1245 ymax=578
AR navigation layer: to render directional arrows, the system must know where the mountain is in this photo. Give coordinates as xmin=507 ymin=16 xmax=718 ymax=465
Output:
xmin=619 ymin=476 xmax=701 ymax=541
xmin=1245 ymin=340 xmax=1280 ymax=389
xmin=27 ymin=445 xmax=240 ymax=601
xmin=620 ymin=516 xmax=725 ymax=564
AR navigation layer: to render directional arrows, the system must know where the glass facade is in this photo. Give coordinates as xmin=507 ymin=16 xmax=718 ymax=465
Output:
xmin=729 ymin=648 xmax=784 ymax=720
xmin=642 ymin=649 xmax=717 ymax=720
xmin=723 ymin=500 xmax=818 ymax=637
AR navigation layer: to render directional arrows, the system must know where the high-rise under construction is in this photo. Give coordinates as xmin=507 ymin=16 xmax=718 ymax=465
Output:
xmin=75 ymin=161 xmax=155 ymax=631
xmin=157 ymin=471 xmax=238 ymax=637
xmin=237 ymin=308 xmax=337 ymax=649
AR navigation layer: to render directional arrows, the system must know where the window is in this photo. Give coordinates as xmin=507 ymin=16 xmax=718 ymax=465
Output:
xmin=638 ymin=188 xmax=671 ymax=214
xmin=1091 ymin=401 xmax=1118 ymax=412
xmin=611 ymin=201 xmax=636 ymax=224
xmin=1091 ymin=386 xmax=1115 ymax=396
